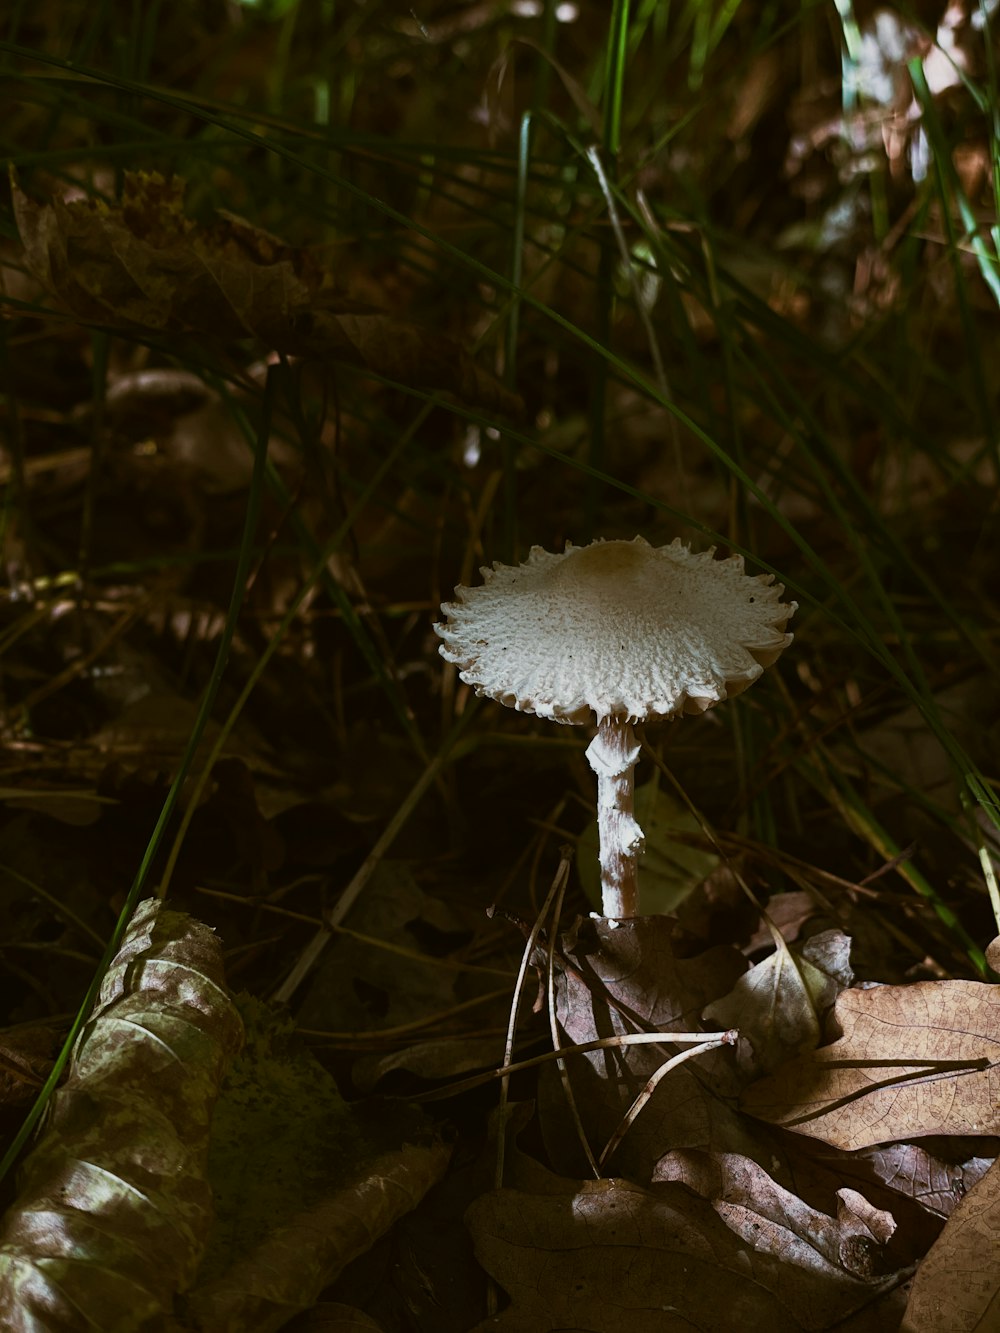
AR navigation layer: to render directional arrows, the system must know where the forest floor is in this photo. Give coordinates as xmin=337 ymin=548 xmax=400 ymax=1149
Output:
xmin=1 ymin=3 xmax=1000 ymax=1330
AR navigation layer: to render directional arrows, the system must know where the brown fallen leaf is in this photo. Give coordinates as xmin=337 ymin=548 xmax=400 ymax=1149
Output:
xmin=900 ymin=1154 xmax=1000 ymax=1332
xmin=467 ymin=1159 xmax=901 ymax=1332
xmin=863 ymin=1140 xmax=995 ymax=1219
xmin=11 ymin=169 xmax=522 ymax=418
xmin=184 ymin=1140 xmax=451 ymax=1333
xmin=0 ymin=1026 xmax=57 ymax=1110
xmin=742 ymin=981 xmax=1000 ymax=1149
xmin=654 ymin=1150 xmax=897 ymax=1288
xmin=704 ymin=928 xmax=853 ymax=1076
xmin=744 ymin=889 xmax=822 ymax=955
xmin=539 ymin=915 xmax=750 ymax=1179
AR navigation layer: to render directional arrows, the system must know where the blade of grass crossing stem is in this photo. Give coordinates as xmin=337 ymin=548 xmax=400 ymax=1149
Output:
xmin=982 ymin=0 xmax=1000 ymax=264
xmin=0 ymin=369 xmax=275 ymax=1187
xmin=602 ymin=0 xmax=629 ymax=160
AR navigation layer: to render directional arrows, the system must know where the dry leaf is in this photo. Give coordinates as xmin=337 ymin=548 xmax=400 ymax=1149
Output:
xmin=654 ymin=1149 xmax=899 ymax=1320
xmin=0 ymin=1027 xmax=57 ymax=1109
xmin=540 ymin=916 xmax=750 ymax=1179
xmin=468 ymin=1161 xmax=899 ymax=1332
xmin=185 ymin=1140 xmax=451 ymax=1332
xmin=11 ymin=169 xmax=522 ymax=417
xmin=744 ymin=890 xmax=821 ymax=955
xmin=863 ymin=1141 xmax=994 ymax=1219
xmin=468 ymin=1174 xmax=796 ymax=1332
xmin=705 ymin=929 xmax=853 ymax=1076
xmin=900 ymin=1154 xmax=1000 ymax=1331
xmin=353 ymin=1036 xmax=500 ymax=1092
xmin=0 ymin=898 xmax=243 ymax=1329
xmin=742 ymin=981 xmax=1000 ymax=1149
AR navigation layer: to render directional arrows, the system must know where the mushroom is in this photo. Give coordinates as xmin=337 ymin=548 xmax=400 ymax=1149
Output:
xmin=435 ymin=536 xmax=796 ymax=919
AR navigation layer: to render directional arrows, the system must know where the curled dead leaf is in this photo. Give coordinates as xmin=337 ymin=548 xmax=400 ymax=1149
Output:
xmin=654 ymin=1149 xmax=897 ymax=1288
xmin=0 ymin=898 xmax=243 ymax=1329
xmin=468 ymin=1159 xmax=902 ymax=1332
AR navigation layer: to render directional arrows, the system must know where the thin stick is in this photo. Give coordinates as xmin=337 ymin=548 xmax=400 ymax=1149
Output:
xmin=545 ymin=858 xmax=601 ymax=1179
xmin=495 ymin=850 xmax=572 ymax=1191
xmin=414 ymin=1028 xmax=737 ymax=1101
xmin=599 ymin=1032 xmax=738 ymax=1168
xmin=489 ymin=848 xmax=572 ymax=1323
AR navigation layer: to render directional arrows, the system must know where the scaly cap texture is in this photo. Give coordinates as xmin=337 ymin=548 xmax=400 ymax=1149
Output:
xmin=435 ymin=536 xmax=795 ymax=725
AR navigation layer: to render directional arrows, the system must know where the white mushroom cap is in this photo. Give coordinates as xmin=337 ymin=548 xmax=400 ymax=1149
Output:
xmin=435 ymin=536 xmax=795 ymax=725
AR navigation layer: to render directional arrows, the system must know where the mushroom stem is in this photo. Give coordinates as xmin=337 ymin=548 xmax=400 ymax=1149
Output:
xmin=585 ymin=717 xmax=644 ymax=919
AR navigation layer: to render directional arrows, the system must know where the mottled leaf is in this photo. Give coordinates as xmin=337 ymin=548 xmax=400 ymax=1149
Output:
xmin=863 ymin=1141 xmax=994 ymax=1219
xmin=0 ymin=897 xmax=243 ymax=1330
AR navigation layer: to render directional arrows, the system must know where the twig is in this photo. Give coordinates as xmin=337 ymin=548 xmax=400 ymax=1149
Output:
xmin=599 ymin=1031 xmax=738 ymax=1168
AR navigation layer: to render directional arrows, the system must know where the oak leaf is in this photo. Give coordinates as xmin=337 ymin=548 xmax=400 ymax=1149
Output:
xmin=468 ymin=1159 xmax=902 ymax=1332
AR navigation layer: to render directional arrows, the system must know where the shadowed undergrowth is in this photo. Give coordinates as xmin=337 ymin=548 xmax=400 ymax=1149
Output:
xmin=0 ymin=2 xmax=999 ymax=1329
